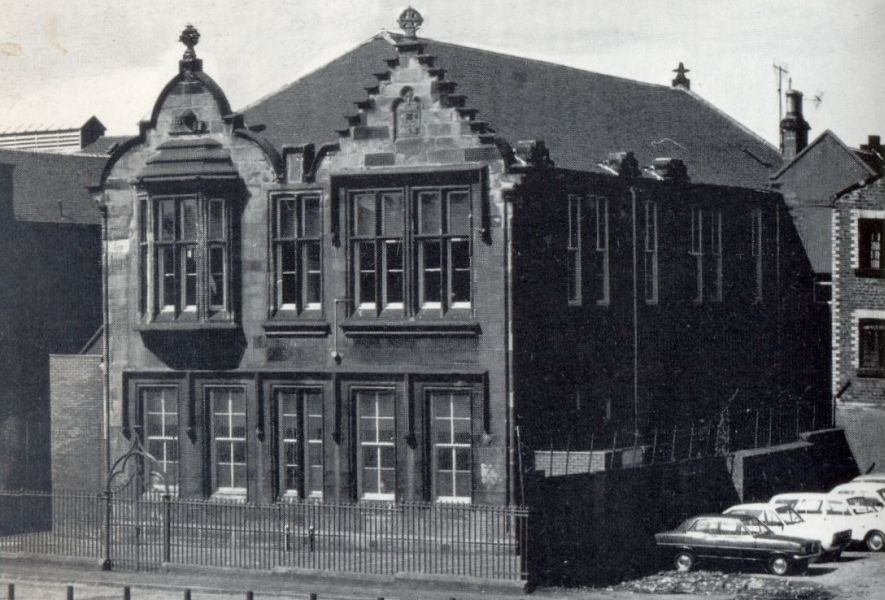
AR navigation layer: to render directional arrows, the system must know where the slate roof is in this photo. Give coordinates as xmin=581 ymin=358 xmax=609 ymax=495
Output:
xmin=79 ymin=135 xmax=135 ymax=156
xmin=243 ymin=33 xmax=782 ymax=189
xmin=0 ymin=149 xmax=105 ymax=225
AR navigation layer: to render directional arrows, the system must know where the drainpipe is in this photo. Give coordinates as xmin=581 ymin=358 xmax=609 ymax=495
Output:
xmin=631 ymin=185 xmax=640 ymax=437
xmin=503 ymin=189 xmax=516 ymax=506
xmin=100 ymin=197 xmax=111 ymax=480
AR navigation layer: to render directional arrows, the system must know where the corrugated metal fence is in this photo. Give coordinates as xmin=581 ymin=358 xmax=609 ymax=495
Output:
xmin=0 ymin=490 xmax=528 ymax=582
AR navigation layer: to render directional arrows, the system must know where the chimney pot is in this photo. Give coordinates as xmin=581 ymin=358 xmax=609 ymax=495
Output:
xmin=780 ymin=89 xmax=810 ymax=161
xmin=652 ymin=157 xmax=689 ymax=183
xmin=605 ymin=151 xmax=641 ymax=178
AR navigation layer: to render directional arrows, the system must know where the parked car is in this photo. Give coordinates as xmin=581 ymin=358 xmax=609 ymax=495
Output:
xmin=770 ymin=492 xmax=885 ymax=552
xmin=655 ymin=514 xmax=821 ymax=575
xmin=724 ymin=503 xmax=851 ymax=560
xmin=852 ymin=473 xmax=885 ymax=484
xmin=831 ymin=482 xmax=885 ymax=505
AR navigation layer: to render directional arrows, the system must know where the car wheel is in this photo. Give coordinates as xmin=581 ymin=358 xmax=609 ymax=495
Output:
xmin=866 ymin=530 xmax=885 ymax=552
xmin=768 ymin=555 xmax=791 ymax=576
xmin=674 ymin=551 xmax=694 ymax=572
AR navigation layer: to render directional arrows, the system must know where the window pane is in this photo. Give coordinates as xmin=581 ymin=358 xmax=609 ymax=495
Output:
xmin=419 ymin=191 xmax=442 ymax=234
xmin=421 ymin=240 xmax=442 ymax=303
xmin=455 ymin=448 xmax=471 ymax=470
xmin=302 ymin=195 xmax=321 ymax=238
xmin=161 ymin=246 xmax=176 ymax=308
xmin=302 ymin=242 xmax=321 ymax=306
xmin=209 ymin=246 xmax=225 ymax=308
xmin=448 ymin=191 xmax=470 ymax=234
xmin=208 ymin=199 xmax=225 ymax=241
xmin=355 ymin=194 xmax=376 ymax=237
xmin=437 ymin=448 xmax=453 ymax=471
xmin=180 ymin=199 xmax=197 ymax=241
xmin=380 ymin=467 xmax=395 ymax=494
xmin=159 ymin=200 xmax=176 ymax=241
xmin=454 ymin=472 xmax=471 ymax=497
xmin=280 ymin=242 xmax=297 ymax=305
xmin=184 ymin=247 xmax=197 ymax=308
xmin=278 ymin=198 xmax=296 ymax=238
xmin=384 ymin=241 xmax=403 ymax=305
xmin=450 ymin=239 xmax=471 ymax=304
xmin=357 ymin=242 xmax=376 ymax=305
xmin=437 ymin=473 xmax=453 ymax=498
xmin=382 ymin=192 xmax=403 ymax=237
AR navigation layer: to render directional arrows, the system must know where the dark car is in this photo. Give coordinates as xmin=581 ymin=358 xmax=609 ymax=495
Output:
xmin=655 ymin=514 xmax=821 ymax=575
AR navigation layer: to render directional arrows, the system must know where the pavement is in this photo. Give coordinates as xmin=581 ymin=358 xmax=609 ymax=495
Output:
xmin=3 ymin=551 xmax=885 ymax=599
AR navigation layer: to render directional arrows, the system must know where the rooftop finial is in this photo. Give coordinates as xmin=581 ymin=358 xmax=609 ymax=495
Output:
xmin=672 ymin=62 xmax=691 ymax=90
xmin=398 ymin=6 xmax=423 ymax=38
xmin=180 ymin=24 xmax=200 ymax=62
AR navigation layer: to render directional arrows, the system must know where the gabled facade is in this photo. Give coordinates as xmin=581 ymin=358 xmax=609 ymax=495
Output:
xmin=832 ymin=176 xmax=885 ymax=472
xmin=64 ymin=17 xmax=829 ymax=507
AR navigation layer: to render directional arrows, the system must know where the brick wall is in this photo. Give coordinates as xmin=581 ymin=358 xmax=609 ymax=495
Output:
xmin=50 ymin=354 xmax=103 ymax=492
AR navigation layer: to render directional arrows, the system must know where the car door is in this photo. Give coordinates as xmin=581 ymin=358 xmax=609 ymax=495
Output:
xmin=715 ymin=518 xmax=754 ymax=561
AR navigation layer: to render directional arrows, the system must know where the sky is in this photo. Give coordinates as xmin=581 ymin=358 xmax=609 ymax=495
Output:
xmin=1 ymin=0 xmax=883 ymax=149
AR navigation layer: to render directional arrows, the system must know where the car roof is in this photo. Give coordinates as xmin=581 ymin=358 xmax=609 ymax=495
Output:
xmin=771 ymin=492 xmax=847 ymax=502
xmin=725 ymin=503 xmax=770 ymax=511
xmin=854 ymin=473 xmax=885 ymax=482
xmin=833 ymin=482 xmax=885 ymax=491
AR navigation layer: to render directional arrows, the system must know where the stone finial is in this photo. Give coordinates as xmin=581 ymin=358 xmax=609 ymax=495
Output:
xmin=672 ymin=62 xmax=690 ymax=89
xmin=180 ymin=24 xmax=200 ymax=62
xmin=398 ymin=6 xmax=424 ymax=38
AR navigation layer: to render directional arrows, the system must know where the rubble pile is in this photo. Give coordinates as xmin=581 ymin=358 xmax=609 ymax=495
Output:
xmin=610 ymin=570 xmax=834 ymax=599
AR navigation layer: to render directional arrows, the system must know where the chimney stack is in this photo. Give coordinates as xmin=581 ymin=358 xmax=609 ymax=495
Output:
xmin=779 ymin=89 xmax=810 ymax=161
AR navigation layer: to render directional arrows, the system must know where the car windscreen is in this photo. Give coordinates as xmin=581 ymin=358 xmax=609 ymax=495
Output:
xmin=825 ymin=500 xmax=852 ymax=515
xmin=774 ymin=506 xmax=804 ymax=524
xmin=847 ymin=497 xmax=877 ymax=514
xmin=740 ymin=517 xmax=772 ymax=537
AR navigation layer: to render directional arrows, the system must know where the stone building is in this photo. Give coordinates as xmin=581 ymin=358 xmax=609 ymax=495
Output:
xmin=54 ymin=14 xmax=828 ymax=504
xmin=832 ymin=175 xmax=885 ymax=472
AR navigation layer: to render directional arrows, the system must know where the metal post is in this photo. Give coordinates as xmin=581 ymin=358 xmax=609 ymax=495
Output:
xmin=564 ymin=433 xmax=571 ymax=475
xmin=102 ymin=490 xmax=113 ymax=571
xmin=308 ymin=525 xmax=316 ymax=553
xmin=67 ymin=585 xmax=74 ymax=600
xmin=7 ymin=583 xmax=14 ymax=600
xmin=688 ymin=425 xmax=694 ymax=459
xmin=245 ymin=592 xmax=254 ymax=600
xmin=588 ymin=433 xmax=595 ymax=473
xmin=650 ymin=428 xmax=658 ymax=465
xmin=768 ymin=408 xmax=773 ymax=446
xmin=548 ymin=438 xmax=554 ymax=475
xmin=795 ymin=403 xmax=801 ymax=438
xmin=183 ymin=590 xmax=191 ymax=600
xmin=123 ymin=587 xmax=130 ymax=600
xmin=162 ymin=494 xmax=172 ymax=563
xmin=632 ymin=429 xmax=639 ymax=466
xmin=611 ymin=430 xmax=618 ymax=469
xmin=309 ymin=594 xmax=317 ymax=600
xmin=754 ymin=410 xmax=760 ymax=449
xmin=670 ymin=426 xmax=677 ymax=462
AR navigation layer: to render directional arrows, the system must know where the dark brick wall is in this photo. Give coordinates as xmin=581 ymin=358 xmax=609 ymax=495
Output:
xmin=0 ymin=163 xmax=101 ymax=491
xmin=50 ymin=354 xmax=103 ymax=492
xmin=513 ymin=171 xmax=830 ymax=450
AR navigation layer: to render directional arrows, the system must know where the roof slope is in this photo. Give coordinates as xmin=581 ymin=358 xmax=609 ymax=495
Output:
xmin=0 ymin=149 xmax=105 ymax=225
xmin=243 ymin=34 xmax=782 ymax=188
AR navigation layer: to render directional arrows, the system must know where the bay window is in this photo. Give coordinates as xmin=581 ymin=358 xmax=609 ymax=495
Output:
xmin=138 ymin=192 xmax=233 ymax=322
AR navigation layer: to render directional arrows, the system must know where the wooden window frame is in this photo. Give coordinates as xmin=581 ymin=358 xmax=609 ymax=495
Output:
xmin=644 ymin=200 xmax=658 ymax=304
xmin=751 ymin=208 xmax=763 ymax=303
xmin=354 ymin=387 xmax=397 ymax=501
xmin=206 ymin=385 xmax=248 ymax=496
xmin=273 ymin=386 xmax=324 ymax=500
xmin=271 ymin=193 xmax=323 ymax=315
xmin=857 ymin=218 xmax=885 ymax=277
xmin=137 ymin=384 xmax=180 ymax=493
xmin=139 ymin=192 xmax=233 ymax=322
xmin=567 ymin=195 xmax=582 ymax=306
xmin=690 ymin=207 xmax=704 ymax=303
xmin=427 ymin=388 xmax=473 ymax=504
xmin=593 ymin=196 xmax=610 ymax=305
xmin=858 ymin=319 xmax=885 ymax=378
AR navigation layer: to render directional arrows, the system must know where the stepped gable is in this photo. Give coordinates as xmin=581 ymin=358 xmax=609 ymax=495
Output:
xmin=327 ymin=28 xmax=507 ymax=171
xmin=243 ymin=34 xmax=782 ymax=189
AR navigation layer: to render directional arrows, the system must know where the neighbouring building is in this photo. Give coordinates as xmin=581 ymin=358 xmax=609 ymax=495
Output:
xmin=769 ymin=89 xmax=883 ymax=470
xmin=0 ymin=117 xmax=107 ymax=154
xmin=55 ymin=14 xmax=829 ymax=505
xmin=832 ymin=175 xmax=885 ymax=473
xmin=0 ymin=148 xmax=104 ymax=490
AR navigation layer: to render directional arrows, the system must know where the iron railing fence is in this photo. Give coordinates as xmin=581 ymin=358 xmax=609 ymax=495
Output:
xmin=537 ymin=400 xmax=825 ymax=476
xmin=0 ymin=490 xmax=528 ymax=582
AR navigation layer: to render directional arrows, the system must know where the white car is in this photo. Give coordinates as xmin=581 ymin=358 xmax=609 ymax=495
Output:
xmin=724 ymin=503 xmax=851 ymax=559
xmin=770 ymin=493 xmax=885 ymax=552
xmin=831 ymin=482 xmax=885 ymax=505
xmin=853 ymin=473 xmax=885 ymax=484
